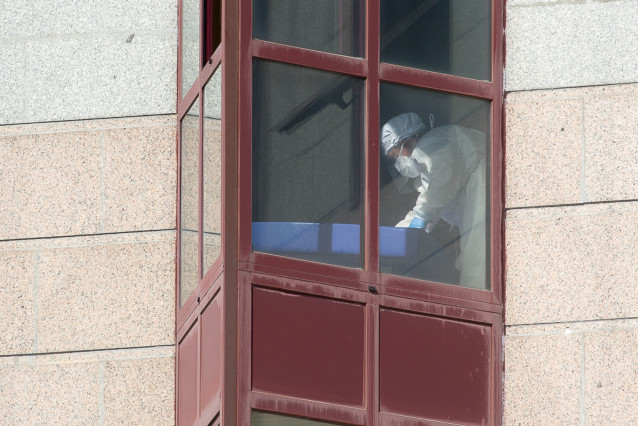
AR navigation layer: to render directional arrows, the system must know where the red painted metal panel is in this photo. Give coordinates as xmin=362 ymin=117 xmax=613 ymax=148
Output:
xmin=252 ymin=286 xmax=366 ymax=407
xmin=239 ymin=257 xmax=502 ymax=315
xmin=200 ymin=289 xmax=223 ymax=420
xmin=379 ymin=308 xmax=491 ymax=425
xmin=178 ymin=321 xmax=200 ymax=426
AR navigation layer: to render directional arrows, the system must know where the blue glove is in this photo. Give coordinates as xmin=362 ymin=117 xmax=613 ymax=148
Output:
xmin=408 ymin=216 xmax=426 ymax=229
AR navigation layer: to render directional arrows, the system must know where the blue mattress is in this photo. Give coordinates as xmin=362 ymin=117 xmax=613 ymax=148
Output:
xmin=252 ymin=222 xmax=420 ymax=257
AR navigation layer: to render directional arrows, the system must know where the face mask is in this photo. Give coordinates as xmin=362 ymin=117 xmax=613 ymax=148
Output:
xmin=394 ymin=155 xmax=421 ymax=178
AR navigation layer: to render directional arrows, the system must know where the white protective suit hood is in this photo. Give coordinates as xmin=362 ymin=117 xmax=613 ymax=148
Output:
xmin=381 ymin=112 xmax=427 ymax=155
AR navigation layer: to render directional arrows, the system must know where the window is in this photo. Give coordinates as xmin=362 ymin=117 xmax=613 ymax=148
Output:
xmin=176 ymin=1 xmax=226 ymax=424
xmin=243 ymin=0 xmax=502 ymax=297
xmin=177 ymin=0 xmax=223 ymax=311
xmin=176 ymin=0 xmax=504 ymax=424
xmin=238 ymin=0 xmax=504 ymax=424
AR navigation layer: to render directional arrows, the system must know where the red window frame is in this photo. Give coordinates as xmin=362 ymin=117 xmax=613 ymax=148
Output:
xmin=176 ymin=0 xmax=225 ymax=326
xmin=237 ymin=2 xmax=504 ymax=310
xmin=236 ymin=1 xmax=504 ymax=425
xmin=176 ymin=0 xmax=241 ymax=422
xmin=175 ymin=0 xmax=504 ymax=423
xmin=175 ymin=0 xmax=241 ymax=423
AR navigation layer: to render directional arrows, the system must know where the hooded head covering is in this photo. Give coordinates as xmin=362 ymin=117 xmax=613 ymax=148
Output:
xmin=381 ymin=112 xmax=427 ymax=155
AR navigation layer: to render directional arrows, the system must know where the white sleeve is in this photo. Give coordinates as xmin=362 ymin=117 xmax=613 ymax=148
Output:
xmin=411 ymin=130 xmax=464 ymax=223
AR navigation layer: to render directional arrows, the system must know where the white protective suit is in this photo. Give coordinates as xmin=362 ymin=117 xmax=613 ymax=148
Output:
xmin=391 ymin=123 xmax=488 ymax=289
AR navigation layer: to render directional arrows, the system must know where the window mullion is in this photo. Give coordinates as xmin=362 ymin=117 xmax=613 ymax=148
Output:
xmin=365 ymin=0 xmax=380 ymax=278
xmin=198 ymin=88 xmax=204 ymax=281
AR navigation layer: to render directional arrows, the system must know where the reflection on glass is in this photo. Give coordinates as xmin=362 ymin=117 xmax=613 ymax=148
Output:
xmin=252 ymin=60 xmax=364 ymax=268
xmin=204 ymin=0 xmax=222 ymax=60
xmin=379 ymin=83 xmax=490 ymax=290
xmin=253 ymin=0 xmax=364 ymax=57
xmin=251 ymin=411 xmax=343 ymax=425
xmin=180 ymin=98 xmax=199 ymax=306
xmin=182 ymin=0 xmax=200 ymax=97
xmin=380 ymin=0 xmax=491 ymax=81
xmin=203 ymin=67 xmax=222 ymax=276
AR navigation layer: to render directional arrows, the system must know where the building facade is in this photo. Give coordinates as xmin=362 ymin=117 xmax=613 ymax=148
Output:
xmin=1 ymin=0 xmax=637 ymax=425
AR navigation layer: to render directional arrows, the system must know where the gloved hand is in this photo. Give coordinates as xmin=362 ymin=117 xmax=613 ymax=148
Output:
xmin=408 ymin=216 xmax=426 ymax=229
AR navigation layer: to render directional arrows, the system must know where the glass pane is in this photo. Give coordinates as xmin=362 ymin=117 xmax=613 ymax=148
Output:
xmin=252 ymin=60 xmax=364 ymax=268
xmin=379 ymin=83 xmax=490 ymax=290
xmin=204 ymin=0 xmax=222 ymax=60
xmin=251 ymin=411 xmax=343 ymax=425
xmin=180 ymin=98 xmax=199 ymax=306
xmin=253 ymin=0 xmax=364 ymax=57
xmin=182 ymin=0 xmax=201 ymax=97
xmin=380 ymin=0 xmax=491 ymax=81
xmin=203 ymin=66 xmax=222 ymax=276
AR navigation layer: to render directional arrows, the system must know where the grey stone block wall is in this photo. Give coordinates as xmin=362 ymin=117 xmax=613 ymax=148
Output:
xmin=506 ymin=0 xmax=638 ymax=91
xmin=504 ymin=0 xmax=638 ymax=424
xmin=0 ymin=0 xmax=177 ymax=125
xmin=0 ymin=1 xmax=178 ymax=424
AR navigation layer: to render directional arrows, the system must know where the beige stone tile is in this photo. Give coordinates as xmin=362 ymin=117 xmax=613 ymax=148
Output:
xmin=0 ymin=131 xmax=102 ymax=240
xmin=37 ymin=240 xmax=175 ymax=352
xmin=0 ymin=346 xmax=174 ymax=424
xmin=506 ymin=202 xmax=638 ymax=325
xmin=103 ymin=125 xmax=177 ymax=232
xmin=0 ymin=251 xmax=35 ymax=355
xmin=503 ymin=333 xmax=582 ymax=425
xmin=103 ymin=356 xmax=175 ymax=425
xmin=0 ymin=360 xmax=100 ymax=425
xmin=584 ymin=87 xmax=638 ymax=202
xmin=505 ymin=94 xmax=583 ymax=208
xmin=585 ymin=329 xmax=638 ymax=424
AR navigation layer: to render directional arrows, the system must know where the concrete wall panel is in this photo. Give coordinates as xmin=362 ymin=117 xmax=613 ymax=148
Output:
xmin=503 ymin=333 xmax=582 ymax=425
xmin=25 ymin=33 xmax=176 ymax=123
xmin=103 ymin=355 xmax=175 ymax=425
xmin=36 ymin=235 xmax=175 ymax=352
xmin=0 ymin=0 xmax=175 ymax=39
xmin=0 ymin=361 xmax=101 ymax=425
xmin=584 ymin=86 xmax=638 ymax=202
xmin=103 ymin=125 xmax=176 ymax=232
xmin=585 ymin=329 xmax=638 ymax=424
xmin=505 ymin=320 xmax=638 ymax=425
xmin=506 ymin=201 xmax=638 ymax=325
xmin=0 ymin=0 xmax=165 ymax=39
xmin=0 ymin=251 xmax=35 ymax=355
xmin=0 ymin=231 xmax=175 ymax=355
xmin=0 ymin=1 xmax=177 ymax=125
xmin=505 ymin=93 xmax=582 ymax=208
xmin=0 ymin=44 xmax=25 ymax=124
xmin=0 ymin=117 xmax=177 ymax=240
xmin=506 ymin=0 xmax=638 ymax=91
xmin=506 ymin=84 xmax=638 ymax=208
xmin=0 ymin=131 xmax=103 ymax=240
xmin=0 ymin=346 xmax=173 ymax=426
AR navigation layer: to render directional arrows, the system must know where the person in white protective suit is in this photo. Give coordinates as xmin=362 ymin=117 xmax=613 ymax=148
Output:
xmin=381 ymin=112 xmax=488 ymax=289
